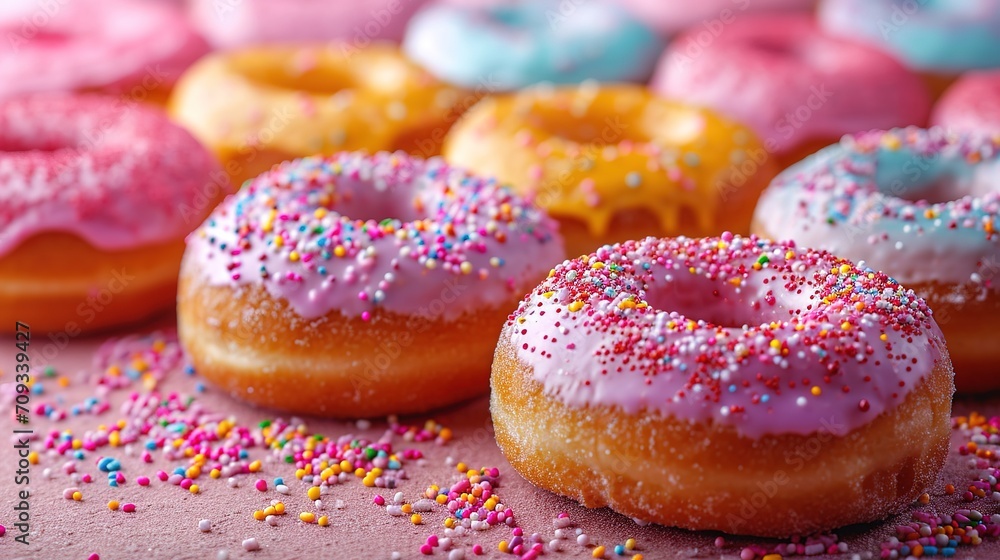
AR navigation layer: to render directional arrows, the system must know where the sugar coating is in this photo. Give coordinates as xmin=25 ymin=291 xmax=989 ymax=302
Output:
xmin=187 ymin=151 xmax=563 ymax=320
xmin=509 ymin=234 xmax=946 ymax=437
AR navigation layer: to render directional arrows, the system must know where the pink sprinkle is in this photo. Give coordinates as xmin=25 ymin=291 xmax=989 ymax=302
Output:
xmin=122 ymin=503 xmax=136 ymax=513
xmin=81 ymin=474 xmax=93 ymax=484
xmin=137 ymin=476 xmax=150 ymax=487
xmin=426 ymin=535 xmax=439 ymax=547
xmin=180 ymin=479 xmax=193 ymax=490
xmin=88 ymin=555 xmax=99 ymax=560
xmin=420 ymin=544 xmax=433 ymax=555
xmin=512 ymin=527 xmax=523 ymax=537
xmin=255 ymin=479 xmax=267 ymax=492
xmin=473 ymin=545 xmax=483 ymax=555
xmin=156 ymin=470 xmax=168 ymax=481
xmin=373 ymin=495 xmax=385 ymax=506
xmin=715 ymin=537 xmax=726 ymax=548
xmin=115 ymin=472 xmax=125 ymax=484
xmin=63 ymin=488 xmax=78 ymax=500
xmin=0 ymin=524 xmax=6 ymax=537
xmin=361 ymin=311 xmax=371 ymax=322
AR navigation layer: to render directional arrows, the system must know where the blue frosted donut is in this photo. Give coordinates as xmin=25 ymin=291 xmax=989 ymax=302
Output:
xmin=819 ymin=0 xmax=1000 ymax=73
xmin=402 ymin=0 xmax=663 ymax=90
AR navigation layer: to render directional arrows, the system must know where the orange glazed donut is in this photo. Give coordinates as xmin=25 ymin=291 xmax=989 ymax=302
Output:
xmin=179 ymin=151 xmax=563 ymax=417
xmin=492 ymin=235 xmax=953 ymax=537
xmin=0 ymin=94 xmax=226 ymax=333
xmin=169 ymin=44 xmax=469 ymax=187
xmin=443 ymin=84 xmax=778 ymax=257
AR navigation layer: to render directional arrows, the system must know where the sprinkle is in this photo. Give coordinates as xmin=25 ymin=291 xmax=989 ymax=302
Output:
xmin=199 ymin=519 xmax=212 ymax=532
xmin=242 ymin=538 xmax=260 ymax=552
xmin=122 ymin=503 xmax=136 ymax=513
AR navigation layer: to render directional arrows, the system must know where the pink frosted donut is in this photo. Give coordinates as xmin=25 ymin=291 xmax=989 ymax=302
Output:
xmin=650 ymin=14 xmax=931 ymax=163
xmin=188 ymin=0 xmax=427 ymax=50
xmin=0 ymin=0 xmax=208 ymax=103
xmin=932 ymin=71 xmax=1000 ymax=136
xmin=618 ymin=0 xmax=814 ymax=36
xmin=492 ymin=234 xmax=952 ymax=536
xmin=0 ymin=93 xmax=227 ymax=332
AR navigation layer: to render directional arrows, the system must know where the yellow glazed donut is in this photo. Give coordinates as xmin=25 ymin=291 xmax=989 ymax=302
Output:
xmin=443 ymin=84 xmax=778 ymax=256
xmin=170 ymin=43 xmax=469 ymax=187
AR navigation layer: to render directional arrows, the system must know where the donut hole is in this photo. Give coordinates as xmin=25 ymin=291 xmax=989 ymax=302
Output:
xmin=747 ymin=37 xmax=796 ymax=58
xmin=876 ymin=154 xmax=1000 ymax=203
xmin=320 ymin=184 xmax=423 ymax=224
xmin=231 ymin=53 xmax=353 ymax=95
xmin=0 ymin=136 xmax=74 ymax=153
xmin=642 ymin=273 xmax=793 ymax=328
xmin=528 ymin=107 xmax=652 ymax=145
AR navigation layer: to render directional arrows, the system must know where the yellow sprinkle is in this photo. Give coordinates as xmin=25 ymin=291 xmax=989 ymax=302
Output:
xmin=363 ymin=476 xmax=375 ymax=487
xmin=307 ymin=487 xmax=321 ymax=501
xmin=839 ymin=264 xmax=852 ymax=274
xmin=841 ymin=321 xmax=852 ymax=331
xmin=299 ymin=512 xmax=316 ymax=523
xmin=210 ymin=469 xmax=221 ymax=479
xmin=625 ymin=538 xmax=636 ymax=550
xmin=274 ymin=502 xmax=285 ymax=514
xmin=354 ymin=467 xmax=366 ymax=478
xmin=289 ymin=251 xmax=300 ymax=262
xmin=189 ymin=484 xmax=200 ymax=494
xmin=410 ymin=513 xmax=422 ymax=525
xmin=752 ymin=262 xmax=762 ymax=271
xmin=456 ymin=462 xmax=467 ymax=473
xmin=591 ymin=262 xmax=605 ymax=269
xmin=253 ymin=510 xmax=265 ymax=521
xmin=295 ymin=468 xmax=306 ymax=480
xmin=499 ymin=541 xmax=509 ymax=553
xmin=274 ymin=236 xmax=284 ymax=247
xmin=633 ymin=555 xmax=644 ymax=560
xmin=444 ymin=518 xmax=455 ymax=528
xmin=785 ymin=250 xmax=795 ymax=260
xmin=542 ymin=291 xmax=555 ymax=299
xmin=108 ymin=500 xmax=119 ymax=511
xmin=811 ymin=386 xmax=822 ymax=396
xmin=72 ymin=491 xmax=82 ymax=501
xmin=762 ymin=555 xmax=783 ymax=560
xmin=882 ymin=134 xmax=902 ymax=150
xmin=334 ymin=245 xmax=346 ymax=257
xmin=264 ymin=506 xmax=277 ymax=516
xmin=318 ymin=515 xmax=329 ymax=527
xmin=568 ymin=301 xmax=585 ymax=312
xmin=28 ymin=451 xmax=39 ymax=464
xmin=248 ymin=460 xmax=262 ymax=473
xmin=401 ymin=503 xmax=413 ymax=514
xmin=880 ymin=333 xmax=888 ymax=341
xmin=436 ymin=494 xmax=448 ymax=505
xmin=58 ymin=377 xmax=70 ymax=388
xmin=314 ymin=208 xmax=327 ymax=219
xmin=186 ymin=467 xmax=200 ymax=479
xmin=769 ymin=339 xmax=781 ymax=349
xmin=592 ymin=545 xmax=606 ymax=558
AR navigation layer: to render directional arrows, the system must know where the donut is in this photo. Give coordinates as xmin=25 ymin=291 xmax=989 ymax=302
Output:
xmin=169 ymin=43 xmax=469 ymax=188
xmin=617 ymin=0 xmax=814 ymax=37
xmin=188 ymin=0 xmax=426 ymax=50
xmin=933 ymin=71 xmax=1000 ymax=136
xmin=402 ymin=0 xmax=663 ymax=90
xmin=650 ymin=14 xmax=931 ymax=168
xmin=0 ymin=0 xmax=209 ymax=104
xmin=819 ymin=0 xmax=1000 ymax=96
xmin=443 ymin=83 xmax=778 ymax=257
xmin=178 ymin=151 xmax=564 ymax=417
xmin=492 ymin=234 xmax=953 ymax=537
xmin=752 ymin=127 xmax=1000 ymax=391
xmin=0 ymin=94 xmax=227 ymax=333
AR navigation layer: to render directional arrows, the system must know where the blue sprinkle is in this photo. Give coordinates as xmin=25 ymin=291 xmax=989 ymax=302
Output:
xmin=274 ymin=477 xmax=284 ymax=486
xmin=614 ymin=545 xmax=625 ymax=555
xmin=173 ymin=467 xmax=186 ymax=476
xmin=109 ymin=480 xmax=118 ymax=487
xmin=196 ymin=383 xmax=206 ymax=393
xmin=728 ymin=384 xmax=737 ymax=393
xmin=31 ymin=384 xmax=43 ymax=395
xmin=145 ymin=440 xmax=157 ymax=450
xmin=239 ymin=450 xmax=249 ymax=459
xmin=761 ymin=394 xmax=770 ymax=403
xmin=184 ymin=365 xmax=196 ymax=376
xmin=98 ymin=457 xmax=114 ymax=472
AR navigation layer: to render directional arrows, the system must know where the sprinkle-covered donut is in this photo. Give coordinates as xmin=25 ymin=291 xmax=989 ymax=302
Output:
xmin=492 ymin=234 xmax=952 ymax=536
xmin=188 ymin=0 xmax=427 ymax=50
xmin=933 ymin=71 xmax=1000 ymax=136
xmin=443 ymin=83 xmax=777 ymax=256
xmin=820 ymin=0 xmax=1000 ymax=75
xmin=170 ymin=44 xmax=469 ymax=188
xmin=0 ymin=0 xmax=208 ymax=104
xmin=0 ymin=94 xmax=227 ymax=332
xmin=753 ymin=127 xmax=1000 ymax=390
xmin=402 ymin=0 xmax=663 ymax=90
xmin=651 ymin=14 xmax=931 ymax=166
xmin=178 ymin=151 xmax=564 ymax=417
xmin=617 ymin=0 xmax=814 ymax=36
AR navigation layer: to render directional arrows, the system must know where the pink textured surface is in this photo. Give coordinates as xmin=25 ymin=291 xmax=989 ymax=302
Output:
xmin=0 ymin=314 xmax=997 ymax=559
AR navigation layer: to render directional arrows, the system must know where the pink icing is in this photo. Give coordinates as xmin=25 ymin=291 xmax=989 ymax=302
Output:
xmin=507 ymin=235 xmax=946 ymax=438
xmin=650 ymin=14 xmax=931 ymax=154
xmin=0 ymin=94 xmax=226 ymax=256
xmin=617 ymin=0 xmax=813 ymax=36
xmin=185 ymin=151 xmax=564 ymax=320
xmin=0 ymin=0 xmax=208 ymax=97
xmin=188 ymin=0 xmax=427 ymax=50
xmin=933 ymin=71 xmax=1000 ymax=136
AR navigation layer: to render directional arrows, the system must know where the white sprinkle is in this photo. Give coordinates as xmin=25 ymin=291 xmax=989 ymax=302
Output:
xmin=577 ymin=534 xmax=589 ymax=546
xmin=217 ymin=551 xmax=229 ymax=560
xmin=393 ymin=492 xmax=405 ymax=504
xmin=198 ymin=519 xmax=212 ymax=532
xmin=796 ymin=396 xmax=807 ymax=406
xmin=266 ymin=515 xmax=278 ymax=526
xmin=242 ymin=538 xmax=260 ymax=552
xmin=227 ymin=477 xmax=238 ymax=488
xmin=356 ymin=419 xmax=372 ymax=430
xmin=275 ymin=484 xmax=290 ymax=494
xmin=448 ymin=549 xmax=465 ymax=560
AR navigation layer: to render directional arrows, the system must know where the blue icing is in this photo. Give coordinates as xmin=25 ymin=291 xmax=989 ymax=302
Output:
xmin=822 ymin=0 xmax=1000 ymax=71
xmin=403 ymin=0 xmax=664 ymax=90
